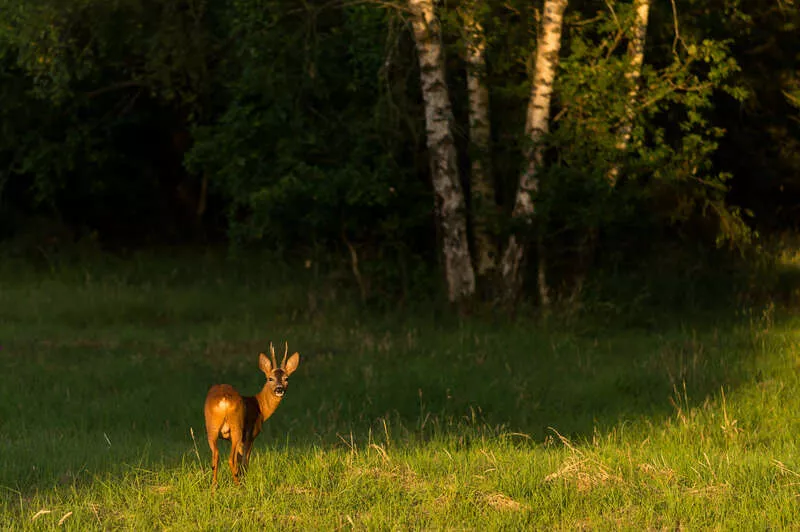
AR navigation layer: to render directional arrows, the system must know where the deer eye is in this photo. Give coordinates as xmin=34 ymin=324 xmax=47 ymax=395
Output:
xmin=268 ymin=377 xmax=275 ymax=382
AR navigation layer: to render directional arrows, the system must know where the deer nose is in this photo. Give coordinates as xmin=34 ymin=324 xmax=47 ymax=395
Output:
xmin=275 ymin=387 xmax=285 ymax=396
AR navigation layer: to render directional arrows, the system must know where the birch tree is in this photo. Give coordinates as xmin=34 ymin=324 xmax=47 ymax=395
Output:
xmin=408 ymin=0 xmax=476 ymax=302
xmin=499 ymin=0 xmax=568 ymax=305
xmin=608 ymin=0 xmax=650 ymax=186
xmin=460 ymin=0 xmax=495 ymax=279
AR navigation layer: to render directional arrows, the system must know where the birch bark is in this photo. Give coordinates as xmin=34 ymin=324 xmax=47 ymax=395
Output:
xmin=608 ymin=0 xmax=650 ymax=186
xmin=499 ymin=0 xmax=568 ymax=305
xmin=461 ymin=1 xmax=495 ymax=278
xmin=408 ymin=0 xmax=476 ymax=302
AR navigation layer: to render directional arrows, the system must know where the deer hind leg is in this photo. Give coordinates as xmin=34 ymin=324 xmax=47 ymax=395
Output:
xmin=209 ymin=439 xmax=220 ymax=489
xmin=228 ymin=430 xmax=243 ymax=485
xmin=205 ymin=418 xmax=224 ymax=489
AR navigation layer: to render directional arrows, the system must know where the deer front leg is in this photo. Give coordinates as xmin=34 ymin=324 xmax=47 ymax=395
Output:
xmin=243 ymin=441 xmax=255 ymax=470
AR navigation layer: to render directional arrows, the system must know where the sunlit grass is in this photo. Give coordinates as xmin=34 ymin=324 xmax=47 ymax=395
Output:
xmin=0 ymin=253 xmax=798 ymax=528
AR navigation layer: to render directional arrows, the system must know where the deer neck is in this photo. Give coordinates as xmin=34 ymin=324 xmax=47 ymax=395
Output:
xmin=255 ymin=387 xmax=282 ymax=421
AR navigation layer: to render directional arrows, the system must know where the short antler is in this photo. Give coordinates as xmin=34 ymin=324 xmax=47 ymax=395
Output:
xmin=269 ymin=342 xmax=277 ymax=369
xmin=281 ymin=342 xmax=288 ymax=368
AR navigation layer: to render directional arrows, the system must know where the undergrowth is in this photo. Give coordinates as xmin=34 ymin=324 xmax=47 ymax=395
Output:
xmin=0 ymin=252 xmax=797 ymax=528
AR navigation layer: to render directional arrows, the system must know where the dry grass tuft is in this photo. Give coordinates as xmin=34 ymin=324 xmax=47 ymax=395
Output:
xmin=638 ymin=462 xmax=677 ymax=483
xmin=544 ymin=429 xmax=622 ymax=492
xmin=57 ymin=511 xmax=73 ymax=526
xmin=545 ymin=456 xmax=622 ymax=492
xmin=283 ymin=485 xmax=318 ymax=496
xmin=773 ymin=459 xmax=800 ymax=479
xmin=482 ymin=492 xmax=528 ymax=512
xmin=348 ymin=463 xmax=422 ymax=492
xmin=685 ymin=483 xmax=730 ymax=498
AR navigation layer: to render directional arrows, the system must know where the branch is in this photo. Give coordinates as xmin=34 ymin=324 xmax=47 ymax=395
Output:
xmin=86 ymin=80 xmax=147 ymax=99
xmin=668 ymin=0 xmax=688 ymax=57
xmin=342 ymin=227 xmax=367 ymax=303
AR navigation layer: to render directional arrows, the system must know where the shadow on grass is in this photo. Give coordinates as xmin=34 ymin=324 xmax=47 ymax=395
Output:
xmin=0 ymin=297 xmax=769 ymax=495
xmin=0 ymin=251 xmax=780 ymax=495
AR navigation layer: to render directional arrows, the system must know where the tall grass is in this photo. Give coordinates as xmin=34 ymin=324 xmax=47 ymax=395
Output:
xmin=0 ymin=252 xmax=798 ymax=528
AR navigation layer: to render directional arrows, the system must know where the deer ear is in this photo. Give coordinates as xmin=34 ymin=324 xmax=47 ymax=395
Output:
xmin=258 ymin=352 xmax=273 ymax=374
xmin=283 ymin=352 xmax=300 ymax=375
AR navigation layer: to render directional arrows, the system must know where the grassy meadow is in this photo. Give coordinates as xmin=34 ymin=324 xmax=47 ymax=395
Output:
xmin=0 ymin=252 xmax=799 ymax=529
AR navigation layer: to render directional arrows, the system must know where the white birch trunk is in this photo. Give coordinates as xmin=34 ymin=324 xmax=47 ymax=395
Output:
xmin=408 ymin=0 xmax=476 ymax=302
xmin=500 ymin=0 xmax=568 ymax=305
xmin=461 ymin=2 xmax=495 ymax=278
xmin=608 ymin=0 xmax=650 ymax=186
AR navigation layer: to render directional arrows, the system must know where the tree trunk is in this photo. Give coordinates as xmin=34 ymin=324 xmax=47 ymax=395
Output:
xmin=461 ymin=1 xmax=496 ymax=280
xmin=408 ymin=0 xmax=476 ymax=303
xmin=608 ymin=0 xmax=650 ymax=186
xmin=499 ymin=0 xmax=568 ymax=306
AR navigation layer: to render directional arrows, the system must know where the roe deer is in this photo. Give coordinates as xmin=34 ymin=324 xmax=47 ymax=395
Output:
xmin=204 ymin=342 xmax=300 ymax=487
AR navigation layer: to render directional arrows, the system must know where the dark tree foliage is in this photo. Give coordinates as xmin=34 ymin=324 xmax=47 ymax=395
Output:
xmin=0 ymin=0 xmax=221 ymax=242
xmin=187 ymin=4 xmax=431 ymax=258
xmin=0 ymin=0 xmax=797 ymax=301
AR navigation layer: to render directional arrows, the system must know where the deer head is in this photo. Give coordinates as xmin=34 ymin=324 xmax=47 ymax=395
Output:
xmin=258 ymin=342 xmax=300 ymax=398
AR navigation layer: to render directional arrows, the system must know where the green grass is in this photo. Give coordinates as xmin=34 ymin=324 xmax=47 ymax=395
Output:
xmin=0 ymin=253 xmax=798 ymax=529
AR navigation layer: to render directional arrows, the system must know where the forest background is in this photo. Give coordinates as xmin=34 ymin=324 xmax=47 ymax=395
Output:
xmin=1 ymin=0 xmax=800 ymax=528
xmin=0 ymin=0 xmax=797 ymax=307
